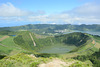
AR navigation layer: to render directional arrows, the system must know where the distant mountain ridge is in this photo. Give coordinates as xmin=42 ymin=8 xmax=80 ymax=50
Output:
xmin=0 ymin=24 xmax=100 ymax=32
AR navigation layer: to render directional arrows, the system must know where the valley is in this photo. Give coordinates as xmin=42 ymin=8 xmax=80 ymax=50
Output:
xmin=0 ymin=24 xmax=100 ymax=67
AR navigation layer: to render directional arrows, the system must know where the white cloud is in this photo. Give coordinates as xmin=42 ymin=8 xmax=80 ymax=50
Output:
xmin=0 ymin=2 xmax=45 ymax=17
xmin=71 ymin=3 xmax=100 ymax=17
xmin=0 ymin=2 xmax=33 ymax=17
xmin=61 ymin=2 xmax=100 ymax=24
xmin=0 ymin=2 xmax=100 ymax=24
xmin=26 ymin=14 xmax=72 ymax=23
xmin=23 ymin=2 xmax=100 ymax=24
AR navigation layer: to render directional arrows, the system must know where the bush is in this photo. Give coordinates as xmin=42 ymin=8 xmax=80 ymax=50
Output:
xmin=30 ymin=61 xmax=40 ymax=67
xmin=0 ymin=55 xmax=6 ymax=59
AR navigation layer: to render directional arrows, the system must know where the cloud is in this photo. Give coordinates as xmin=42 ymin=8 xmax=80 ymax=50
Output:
xmin=0 ymin=2 xmax=100 ymax=25
xmin=23 ymin=2 xmax=100 ymax=24
xmin=70 ymin=3 xmax=100 ymax=17
xmin=0 ymin=2 xmax=32 ymax=17
xmin=61 ymin=2 xmax=100 ymax=24
xmin=0 ymin=2 xmax=45 ymax=17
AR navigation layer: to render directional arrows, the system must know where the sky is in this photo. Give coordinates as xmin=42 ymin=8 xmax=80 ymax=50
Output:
xmin=0 ymin=0 xmax=100 ymax=27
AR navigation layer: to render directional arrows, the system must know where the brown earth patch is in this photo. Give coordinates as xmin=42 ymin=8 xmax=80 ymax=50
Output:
xmin=38 ymin=59 xmax=75 ymax=67
xmin=0 ymin=36 xmax=9 ymax=41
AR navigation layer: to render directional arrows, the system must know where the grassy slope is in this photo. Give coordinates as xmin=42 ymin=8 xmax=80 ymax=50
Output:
xmin=80 ymin=34 xmax=100 ymax=55
xmin=0 ymin=53 xmax=92 ymax=67
xmin=61 ymin=34 xmax=99 ymax=59
xmin=93 ymin=35 xmax=100 ymax=49
xmin=0 ymin=53 xmax=50 ymax=67
xmin=14 ymin=31 xmax=35 ymax=51
xmin=0 ymin=34 xmax=29 ymax=56
xmin=0 ymin=31 xmax=100 ymax=67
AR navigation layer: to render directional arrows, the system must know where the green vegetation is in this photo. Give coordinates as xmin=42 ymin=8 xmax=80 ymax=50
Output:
xmin=0 ymin=30 xmax=11 ymax=35
xmin=0 ymin=31 xmax=96 ymax=55
xmin=56 ymin=32 xmax=90 ymax=46
xmin=73 ymin=49 xmax=100 ymax=67
xmin=0 ymin=32 xmax=31 ymax=56
xmin=38 ymin=43 xmax=76 ymax=54
xmin=0 ymin=53 xmax=93 ymax=67
xmin=0 ymin=55 xmax=6 ymax=59
xmin=0 ymin=30 xmax=100 ymax=67
xmin=13 ymin=31 xmax=89 ymax=54
xmin=69 ymin=61 xmax=92 ymax=67
xmin=0 ymin=24 xmax=100 ymax=35
xmin=0 ymin=53 xmax=50 ymax=67
xmin=0 ymin=35 xmax=5 ymax=38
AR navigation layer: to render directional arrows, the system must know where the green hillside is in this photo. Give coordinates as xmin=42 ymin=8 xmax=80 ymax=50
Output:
xmin=12 ymin=31 xmax=91 ymax=54
xmin=0 ymin=31 xmax=99 ymax=55
xmin=0 ymin=53 xmax=93 ymax=67
xmin=0 ymin=30 xmax=100 ymax=67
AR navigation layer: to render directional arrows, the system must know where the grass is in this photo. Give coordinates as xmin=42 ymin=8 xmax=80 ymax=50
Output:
xmin=94 ymin=42 xmax=100 ymax=49
xmin=61 ymin=38 xmax=99 ymax=59
xmin=0 ymin=30 xmax=100 ymax=67
xmin=0 ymin=35 xmax=5 ymax=38
xmin=0 ymin=46 xmax=12 ymax=55
xmin=0 ymin=53 xmax=93 ymax=67
xmin=93 ymin=36 xmax=100 ymax=49
xmin=1 ymin=31 xmax=97 ymax=55
xmin=71 ymin=34 xmax=99 ymax=55
xmin=1 ymin=36 xmax=21 ymax=48
xmin=0 ymin=44 xmax=28 ymax=56
xmin=76 ymin=41 xmax=98 ymax=56
xmin=69 ymin=60 xmax=92 ymax=67
xmin=0 ymin=53 xmax=50 ymax=67
xmin=0 ymin=31 xmax=99 ymax=61
xmin=0 ymin=35 xmax=29 ymax=56
xmin=13 ymin=32 xmax=90 ymax=54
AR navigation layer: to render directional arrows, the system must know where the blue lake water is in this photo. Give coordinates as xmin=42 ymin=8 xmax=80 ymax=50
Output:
xmin=9 ymin=35 xmax=16 ymax=37
xmin=64 ymin=30 xmax=100 ymax=36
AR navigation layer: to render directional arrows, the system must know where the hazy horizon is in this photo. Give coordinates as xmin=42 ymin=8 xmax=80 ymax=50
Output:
xmin=1 ymin=23 xmax=100 ymax=28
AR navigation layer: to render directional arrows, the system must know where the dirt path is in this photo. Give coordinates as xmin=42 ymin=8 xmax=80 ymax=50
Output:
xmin=89 ymin=38 xmax=96 ymax=48
xmin=29 ymin=33 xmax=36 ymax=46
xmin=92 ymin=40 xmax=95 ymax=44
xmin=0 ymin=35 xmax=9 ymax=47
xmin=38 ymin=59 xmax=75 ymax=67
xmin=0 ymin=36 xmax=9 ymax=41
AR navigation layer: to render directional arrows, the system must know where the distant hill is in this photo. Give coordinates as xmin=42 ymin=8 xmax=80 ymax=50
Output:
xmin=0 ymin=24 xmax=100 ymax=35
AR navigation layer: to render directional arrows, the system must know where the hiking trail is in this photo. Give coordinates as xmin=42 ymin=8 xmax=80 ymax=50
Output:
xmin=29 ymin=33 xmax=36 ymax=46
